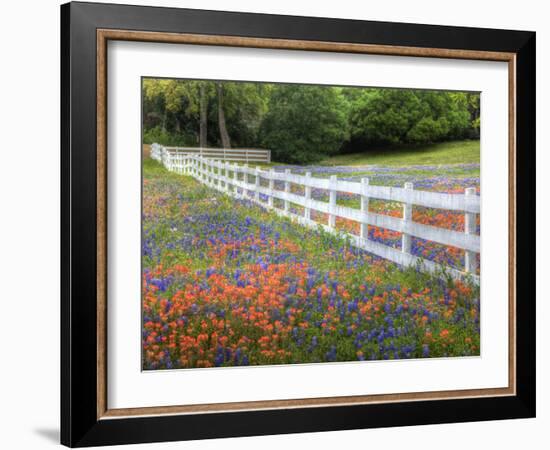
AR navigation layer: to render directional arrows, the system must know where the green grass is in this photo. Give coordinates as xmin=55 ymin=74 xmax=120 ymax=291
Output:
xmin=143 ymin=157 xmax=171 ymax=174
xmin=318 ymin=140 xmax=480 ymax=167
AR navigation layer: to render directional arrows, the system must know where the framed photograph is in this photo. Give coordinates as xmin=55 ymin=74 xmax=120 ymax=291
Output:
xmin=61 ymin=1 xmax=535 ymax=447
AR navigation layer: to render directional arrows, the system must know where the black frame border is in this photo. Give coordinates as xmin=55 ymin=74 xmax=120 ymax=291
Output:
xmin=61 ymin=1 xmax=535 ymax=447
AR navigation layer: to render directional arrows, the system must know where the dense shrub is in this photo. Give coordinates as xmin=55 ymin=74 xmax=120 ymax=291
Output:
xmin=143 ymin=126 xmax=195 ymax=147
xmin=259 ymin=85 xmax=349 ymax=164
xmin=348 ymin=89 xmax=472 ymax=147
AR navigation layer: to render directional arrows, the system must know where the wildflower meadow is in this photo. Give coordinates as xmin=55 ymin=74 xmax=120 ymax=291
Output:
xmin=142 ymin=157 xmax=480 ymax=370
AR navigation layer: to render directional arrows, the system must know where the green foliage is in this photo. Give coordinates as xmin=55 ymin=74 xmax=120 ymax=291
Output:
xmin=142 ymin=126 xmax=195 ymax=147
xmin=347 ymin=89 xmax=473 ymax=148
xmin=212 ymin=82 xmax=270 ymax=147
xmin=142 ymin=78 xmax=480 ymax=163
xmin=259 ymin=85 xmax=349 ymax=163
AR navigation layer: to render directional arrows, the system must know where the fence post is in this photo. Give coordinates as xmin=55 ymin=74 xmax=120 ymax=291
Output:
xmin=233 ymin=163 xmax=238 ymax=196
xmin=328 ymin=175 xmax=337 ymax=229
xmin=464 ymin=187 xmax=477 ymax=273
xmin=255 ymin=166 xmax=261 ymax=202
xmin=284 ymin=169 xmax=291 ymax=213
xmin=208 ymin=159 xmax=216 ymax=187
xmin=268 ymin=169 xmax=274 ymax=208
xmin=210 ymin=159 xmax=214 ymax=186
xmin=213 ymin=160 xmax=218 ymax=188
xmin=402 ymin=182 xmax=414 ymax=253
xmin=224 ymin=162 xmax=229 ymax=193
xmin=360 ymin=178 xmax=370 ymax=240
xmin=304 ymin=172 xmax=312 ymax=221
xmin=243 ymin=164 xmax=249 ymax=198
xmin=211 ymin=160 xmax=215 ymax=187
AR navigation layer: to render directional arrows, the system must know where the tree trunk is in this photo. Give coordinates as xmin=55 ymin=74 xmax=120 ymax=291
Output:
xmin=217 ymin=83 xmax=231 ymax=149
xmin=199 ymin=84 xmax=208 ymax=148
xmin=161 ymin=108 xmax=167 ymax=132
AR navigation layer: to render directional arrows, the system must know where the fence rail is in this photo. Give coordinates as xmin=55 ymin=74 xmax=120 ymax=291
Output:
xmin=151 ymin=144 xmax=480 ymax=284
xmin=151 ymin=143 xmax=271 ymax=163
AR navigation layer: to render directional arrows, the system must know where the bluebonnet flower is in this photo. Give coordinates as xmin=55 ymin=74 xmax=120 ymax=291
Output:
xmin=326 ymin=346 xmax=337 ymax=362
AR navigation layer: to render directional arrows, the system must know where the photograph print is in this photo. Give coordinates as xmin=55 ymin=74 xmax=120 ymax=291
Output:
xmin=141 ymin=78 xmax=481 ymax=370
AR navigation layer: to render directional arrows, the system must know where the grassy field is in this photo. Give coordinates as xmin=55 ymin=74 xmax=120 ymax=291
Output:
xmin=144 ymin=140 xmax=480 ymax=169
xmin=318 ymin=140 xmax=480 ymax=167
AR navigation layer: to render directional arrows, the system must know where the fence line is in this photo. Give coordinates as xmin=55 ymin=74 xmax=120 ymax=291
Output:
xmin=151 ymin=144 xmax=480 ymax=284
xmin=151 ymin=143 xmax=271 ymax=163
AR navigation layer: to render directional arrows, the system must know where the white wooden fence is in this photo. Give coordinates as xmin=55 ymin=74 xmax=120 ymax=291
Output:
xmin=151 ymin=144 xmax=480 ymax=284
xmin=151 ymin=143 xmax=271 ymax=163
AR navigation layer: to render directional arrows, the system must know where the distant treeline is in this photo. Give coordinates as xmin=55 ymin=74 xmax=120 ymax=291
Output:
xmin=143 ymin=78 xmax=480 ymax=164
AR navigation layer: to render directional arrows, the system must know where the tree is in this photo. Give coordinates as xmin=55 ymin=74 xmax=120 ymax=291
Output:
xmin=348 ymin=88 xmax=475 ymax=148
xmin=216 ymin=83 xmax=231 ymax=148
xmin=208 ymin=82 xmax=270 ymax=149
xmin=142 ymin=78 xmax=213 ymax=146
xmin=199 ymin=83 xmax=208 ymax=148
xmin=260 ymin=85 xmax=348 ymax=163
xmin=465 ymin=92 xmax=481 ymax=137
xmin=218 ymin=82 xmax=270 ymax=148
xmin=142 ymin=78 xmax=480 ymax=158
xmin=142 ymin=78 xmax=171 ymax=132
